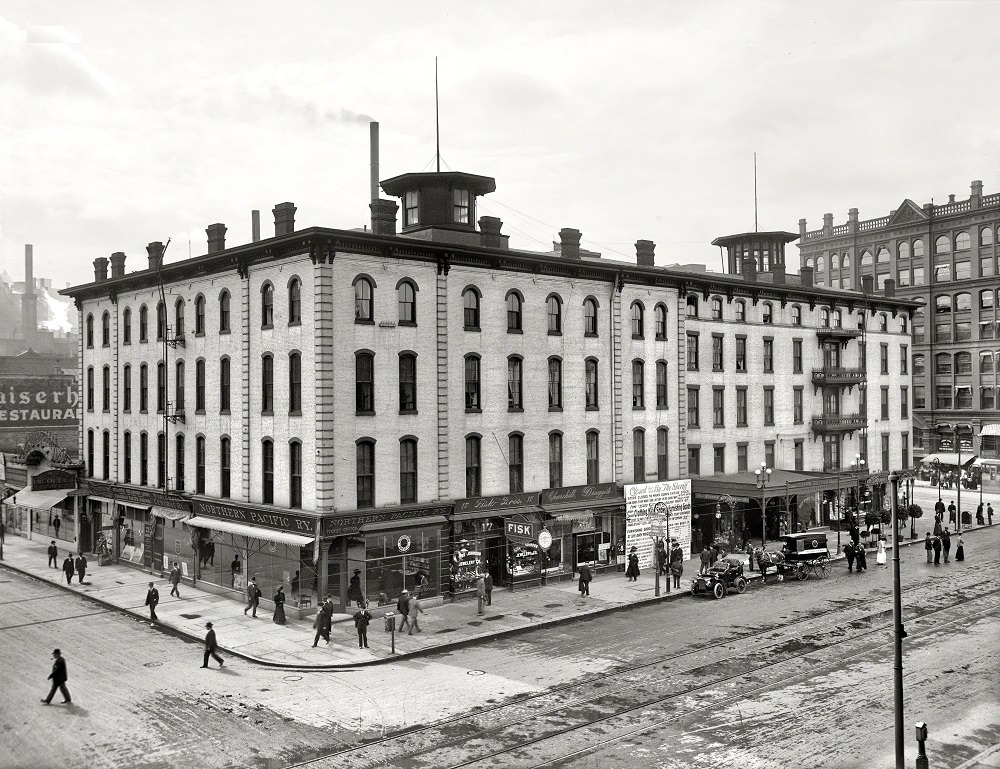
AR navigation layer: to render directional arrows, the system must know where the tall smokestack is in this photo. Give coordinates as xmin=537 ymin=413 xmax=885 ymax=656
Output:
xmin=252 ymin=210 xmax=261 ymax=242
xmin=23 ymin=244 xmax=37 ymax=341
xmin=370 ymin=121 xmax=379 ymax=204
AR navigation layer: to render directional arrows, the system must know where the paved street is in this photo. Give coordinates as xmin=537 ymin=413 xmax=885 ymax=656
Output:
xmin=2 ymin=502 xmax=997 ymax=769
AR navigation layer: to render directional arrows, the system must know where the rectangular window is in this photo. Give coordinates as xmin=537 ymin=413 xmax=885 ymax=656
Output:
xmin=712 ymin=335 xmax=723 ymax=371
xmin=585 ymin=360 xmax=599 ymax=409
xmin=687 ymin=387 xmax=700 ymax=427
xmin=794 ymin=440 xmax=804 ymax=472
xmin=175 ymin=436 xmax=185 ymax=492
xmin=507 ymin=358 xmax=523 ymax=410
xmin=763 ymin=387 xmax=775 ymax=425
xmin=656 ymin=361 xmax=668 ymax=408
xmin=901 ymin=433 xmax=909 ymax=470
xmin=935 ymin=385 xmax=952 ymax=409
xmin=735 ymin=336 xmax=747 ymax=372
xmin=102 ymin=367 xmax=110 ymax=412
xmin=290 ymin=442 xmax=302 ymax=508
xmin=764 ymin=441 xmax=775 ymax=469
xmin=356 ymin=442 xmax=373 ymax=508
xmin=261 ymin=355 xmax=273 ymax=414
xmin=712 ymin=388 xmax=724 ymax=427
xmin=356 ymin=354 xmax=373 ymax=413
xmin=632 ymin=360 xmax=645 ymax=409
xmin=289 ymin=354 xmax=302 ymax=414
xmin=548 ymin=359 xmax=562 ymax=409
xmin=508 ymin=434 xmax=523 ymax=493
xmin=404 ymin=190 xmax=419 ymax=226
xmin=713 ymin=445 xmax=725 ymax=474
xmin=465 ymin=357 xmax=481 ymax=410
xmin=196 ymin=360 xmax=206 ymax=412
xmin=157 ymin=433 xmax=166 ymax=489
xmin=736 ymin=387 xmax=748 ymax=426
xmin=763 ymin=338 xmax=774 ymax=373
xmin=900 ymin=387 xmax=908 ymax=418
xmin=399 ymin=440 xmax=416 ymax=505
xmin=686 ymin=333 xmax=699 ymax=371
xmin=123 ymin=432 xmax=132 ymax=484
xmin=586 ymin=432 xmax=599 ymax=484
xmin=549 ymin=433 xmax=563 ymax=489
xmin=737 ymin=443 xmax=748 ymax=473
xmin=880 ymin=386 xmax=889 ymax=420
xmin=123 ymin=367 xmax=132 ymax=412
xmin=399 ymin=355 xmax=416 ymax=413
xmin=140 ymin=433 xmax=148 ymax=486
xmin=792 ymin=339 xmax=803 ymax=374
xmin=220 ymin=438 xmax=231 ymax=498
xmin=880 ymin=344 xmax=889 ymax=374
xmin=453 ymin=188 xmax=470 ymax=224
xmin=196 ymin=436 xmax=206 ymax=495
xmin=657 ymin=429 xmax=668 ymax=481
xmin=466 ymin=437 xmax=481 ymax=497
xmin=881 ymin=434 xmax=890 ymax=471
xmin=900 ymin=345 xmax=908 ymax=374
xmin=793 ymin=387 xmax=803 ymax=424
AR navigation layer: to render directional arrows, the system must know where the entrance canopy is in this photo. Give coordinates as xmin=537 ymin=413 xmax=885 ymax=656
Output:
xmin=919 ymin=453 xmax=977 ymax=468
xmin=186 ymin=516 xmax=314 ymax=547
xmin=8 ymin=488 xmax=70 ymax=509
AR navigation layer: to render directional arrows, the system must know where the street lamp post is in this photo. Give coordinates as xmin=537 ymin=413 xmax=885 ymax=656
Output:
xmin=652 ymin=502 xmax=669 ymax=596
xmin=888 ymin=471 xmax=907 ymax=769
xmin=835 ymin=469 xmax=842 ymax=554
xmin=754 ymin=462 xmax=772 ymax=548
xmin=897 ymin=469 xmax=916 ymax=540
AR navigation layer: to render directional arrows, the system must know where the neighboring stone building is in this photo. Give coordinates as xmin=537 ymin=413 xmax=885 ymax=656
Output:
xmin=796 ymin=180 xmax=1000 ymax=483
xmin=61 ymin=153 xmax=917 ymax=614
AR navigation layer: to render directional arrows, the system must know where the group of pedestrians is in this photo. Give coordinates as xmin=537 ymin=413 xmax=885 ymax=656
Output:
xmin=924 ymin=528 xmax=965 ymax=565
xmin=394 ymin=589 xmax=425 ymax=633
xmin=625 ymin=540 xmax=686 ymax=589
xmin=49 ymin=543 xmax=88 ymax=584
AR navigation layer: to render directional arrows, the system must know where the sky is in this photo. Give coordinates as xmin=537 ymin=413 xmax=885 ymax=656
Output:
xmin=1 ymin=0 xmax=998 ymax=292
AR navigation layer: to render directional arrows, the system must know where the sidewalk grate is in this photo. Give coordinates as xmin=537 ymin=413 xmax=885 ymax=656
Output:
xmin=179 ymin=613 xmax=202 ymax=619
xmin=483 ymin=615 xmax=504 ymax=622
xmin=544 ymin=603 xmax=564 ymax=608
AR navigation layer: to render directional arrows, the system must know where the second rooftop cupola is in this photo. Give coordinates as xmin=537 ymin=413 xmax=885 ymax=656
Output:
xmin=380 ymin=170 xmax=497 ymax=246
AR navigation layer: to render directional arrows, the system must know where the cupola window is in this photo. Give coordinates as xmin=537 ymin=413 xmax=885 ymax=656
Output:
xmin=453 ymin=189 xmax=470 ymax=224
xmin=404 ymin=191 xmax=419 ymax=226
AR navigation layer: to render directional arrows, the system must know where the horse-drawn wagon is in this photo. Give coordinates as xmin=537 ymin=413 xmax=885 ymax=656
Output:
xmin=753 ymin=532 xmax=832 ymax=583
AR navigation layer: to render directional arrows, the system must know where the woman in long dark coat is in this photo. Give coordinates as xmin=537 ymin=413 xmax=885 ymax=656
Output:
xmin=272 ymin=586 xmax=287 ymax=625
xmin=625 ymin=546 xmax=640 ymax=581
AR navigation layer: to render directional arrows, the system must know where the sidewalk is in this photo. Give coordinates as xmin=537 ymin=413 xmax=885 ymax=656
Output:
xmin=2 ymin=524 xmax=974 ymax=669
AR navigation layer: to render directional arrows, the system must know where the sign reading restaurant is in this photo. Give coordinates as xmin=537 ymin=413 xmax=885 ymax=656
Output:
xmin=0 ymin=375 xmax=80 ymax=427
xmin=193 ymin=500 xmax=316 ymax=535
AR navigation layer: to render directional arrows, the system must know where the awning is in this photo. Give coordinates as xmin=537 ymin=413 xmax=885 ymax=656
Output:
xmin=8 ymin=488 xmax=70 ymax=509
xmin=980 ymin=424 xmax=1000 ymax=437
xmin=86 ymin=496 xmax=117 ymax=506
xmin=360 ymin=514 xmax=447 ymax=532
xmin=919 ymin=453 xmax=977 ymax=467
xmin=186 ymin=516 xmax=314 ymax=547
xmin=150 ymin=505 xmax=190 ymax=521
xmin=450 ymin=507 xmax=542 ymax=522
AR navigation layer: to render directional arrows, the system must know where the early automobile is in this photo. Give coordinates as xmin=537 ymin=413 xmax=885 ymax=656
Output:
xmin=690 ymin=557 xmax=748 ymax=599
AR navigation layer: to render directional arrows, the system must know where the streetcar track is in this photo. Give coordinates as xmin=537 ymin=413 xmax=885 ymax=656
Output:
xmin=0 ymin=608 xmax=115 ymax=630
xmin=286 ymin=580 xmax=996 ymax=769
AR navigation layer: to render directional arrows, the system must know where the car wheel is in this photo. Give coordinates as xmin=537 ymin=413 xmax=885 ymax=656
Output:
xmin=734 ymin=576 xmax=748 ymax=594
xmin=712 ymin=581 xmax=725 ymax=599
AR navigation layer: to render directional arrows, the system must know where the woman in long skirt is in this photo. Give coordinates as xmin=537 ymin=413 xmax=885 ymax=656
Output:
xmin=625 ymin=546 xmax=640 ymax=581
xmin=876 ymin=537 xmax=887 ymax=566
xmin=955 ymin=535 xmax=965 ymax=562
xmin=272 ymin=585 xmax=287 ymax=625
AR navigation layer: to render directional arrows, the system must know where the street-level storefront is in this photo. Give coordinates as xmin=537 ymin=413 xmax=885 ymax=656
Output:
xmin=324 ymin=504 xmax=450 ymax=612
xmin=2 ymin=457 xmax=81 ymax=549
xmin=87 ymin=481 xmax=193 ymax=575
xmin=538 ymin=483 xmax=626 ymax=577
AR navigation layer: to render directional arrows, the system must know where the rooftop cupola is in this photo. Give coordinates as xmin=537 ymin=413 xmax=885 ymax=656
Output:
xmin=379 ymin=170 xmax=498 ymax=247
xmin=710 ymin=231 xmax=799 ymax=278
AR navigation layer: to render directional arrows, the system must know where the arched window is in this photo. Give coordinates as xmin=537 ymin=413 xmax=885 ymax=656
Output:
xmin=86 ymin=314 xmax=94 ymax=348
xmin=548 ymin=357 xmax=563 ymax=409
xmin=860 ymin=250 xmax=873 ymax=269
xmin=816 ymin=255 xmax=825 ymax=275
xmin=102 ymin=365 xmax=110 ymax=411
xmin=913 ymin=239 xmax=925 ymax=257
xmin=103 ymin=430 xmax=111 ymax=480
xmin=261 ymin=438 xmax=274 ymax=504
xmin=288 ymin=352 xmax=301 ymax=413
xmin=465 ymin=354 xmax=481 ymax=410
xmin=656 ymin=360 xmax=668 ymax=408
xmin=935 ymin=295 xmax=952 ymax=314
xmin=879 ymin=313 xmax=887 ymax=332
xmin=585 ymin=358 xmax=599 ymax=409
xmin=139 ymin=305 xmax=149 ymax=342
xmin=397 ymin=280 xmax=416 ymax=324
xmin=289 ymin=441 xmax=302 ymax=508
xmin=898 ymin=242 xmax=910 ymax=260
xmin=656 ymin=427 xmax=669 ymax=480
xmin=139 ymin=363 xmax=149 ymax=411
xmin=508 ymin=433 xmax=524 ymax=493
xmin=261 ymin=353 xmax=273 ymax=413
xmin=586 ymin=430 xmax=600 ymax=484
xmin=633 ymin=428 xmax=646 ymax=483
xmin=260 ymin=283 xmax=274 ymax=327
xmin=654 ymin=304 xmax=667 ymax=340
xmin=195 ymin=359 xmax=206 ymax=411
xmin=632 ymin=359 xmax=645 ymax=409
xmin=912 ymin=354 xmax=925 ymax=375
xmin=156 ymin=301 xmax=166 ymax=341
xmin=399 ymin=352 xmax=417 ymax=412
xmin=955 ymin=351 xmax=972 ymax=374
xmin=876 ymin=247 xmax=890 ymax=264
xmin=711 ymin=297 xmax=723 ymax=320
xmin=357 ymin=440 xmax=376 ymax=508
xmin=219 ymin=436 xmax=231 ymax=497
xmin=156 ymin=362 xmax=166 ymax=412
xmin=820 ymin=308 xmax=830 ymax=327
xmin=174 ymin=298 xmax=185 ymax=337
xmin=981 ymin=352 xmax=995 ymax=374
xmin=194 ymin=295 xmax=206 ymax=335
xmin=123 ymin=364 xmax=132 ymax=411
xmin=175 ymin=434 xmax=185 ymax=491
xmin=791 ymin=305 xmax=802 ymax=326
xmin=735 ymin=300 xmax=746 ymax=322
xmin=934 ymin=353 xmax=952 ymax=375
xmin=123 ymin=307 xmax=132 ymax=344
xmin=631 ymin=301 xmax=644 ymax=337
xmin=102 ymin=312 xmax=110 ymax=347
xmin=354 ymin=276 xmax=374 ymax=321
xmin=762 ymin=302 xmax=773 ymax=324
xmin=355 ymin=351 xmax=374 ymax=413
xmin=506 ymin=291 xmax=522 ymax=332
xmin=548 ymin=432 xmax=563 ymax=489
xmin=465 ymin=435 xmax=481 ymax=497
xmin=175 ymin=360 xmax=185 ymax=412
xmin=981 ymin=227 xmax=994 ymax=247
xmin=463 ymin=287 xmax=481 ymax=330
xmin=833 ymin=309 xmax=842 ymax=329
xmin=218 ymin=290 xmax=231 ymax=333
xmin=955 ymin=231 xmax=970 ymax=251
xmin=507 ymin=355 xmax=523 ymax=410
xmin=123 ymin=431 xmax=132 ymax=483
xmin=547 ymin=294 xmax=563 ymax=333
xmin=219 ymin=357 xmax=231 ymax=412
xmin=193 ymin=435 xmax=205 ymax=494
xmin=399 ymin=438 xmax=417 ymax=504
xmin=955 ymin=292 xmax=972 ymax=312
xmin=584 ymin=297 xmax=598 ymax=336
xmin=686 ymin=295 xmax=699 ymax=318
xmin=288 ymin=278 xmax=301 ymax=325
xmin=935 ymin=235 xmax=951 ymax=254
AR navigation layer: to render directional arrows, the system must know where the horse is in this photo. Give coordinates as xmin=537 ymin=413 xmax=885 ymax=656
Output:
xmin=752 ymin=547 xmax=788 ymax=583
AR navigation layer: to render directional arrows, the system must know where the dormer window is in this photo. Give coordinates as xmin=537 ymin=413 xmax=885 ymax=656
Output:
xmin=453 ymin=189 xmax=470 ymax=224
xmin=404 ymin=191 xmax=419 ymax=226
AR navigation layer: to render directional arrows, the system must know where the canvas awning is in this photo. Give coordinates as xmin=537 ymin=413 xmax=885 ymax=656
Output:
xmin=150 ymin=505 xmax=190 ymax=521
xmin=919 ymin=453 xmax=977 ymax=468
xmin=8 ymin=488 xmax=70 ymax=509
xmin=980 ymin=424 xmax=1000 ymax=437
xmin=185 ymin=516 xmax=314 ymax=547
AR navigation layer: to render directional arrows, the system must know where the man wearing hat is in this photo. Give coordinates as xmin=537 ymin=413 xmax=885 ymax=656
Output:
xmin=47 ymin=540 xmax=58 ymax=568
xmin=41 ymin=648 xmax=70 ymax=705
xmin=396 ymin=589 xmax=411 ymax=632
xmin=201 ymin=622 xmax=224 ymax=668
xmin=347 ymin=568 xmax=363 ymax=606
xmin=669 ymin=539 xmax=684 ymax=589
xmin=625 ymin=546 xmax=640 ymax=581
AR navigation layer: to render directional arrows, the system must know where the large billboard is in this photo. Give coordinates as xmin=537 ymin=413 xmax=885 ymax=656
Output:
xmin=0 ymin=375 xmax=80 ymax=429
xmin=624 ymin=479 xmax=692 ymax=570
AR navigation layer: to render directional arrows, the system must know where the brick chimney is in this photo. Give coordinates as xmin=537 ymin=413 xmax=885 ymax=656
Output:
xmin=109 ymin=251 xmax=127 ymax=278
xmin=742 ymin=258 xmax=757 ymax=283
xmin=146 ymin=241 xmax=165 ymax=271
xmin=635 ymin=240 xmax=655 ymax=267
xmin=206 ymin=223 xmax=227 ymax=253
xmin=370 ymin=199 xmax=398 ymax=236
xmin=971 ymin=180 xmax=983 ymax=209
xmin=861 ymin=274 xmax=874 ymax=295
xmin=93 ymin=256 xmax=109 ymax=282
xmin=883 ymin=278 xmax=896 ymax=298
xmin=772 ymin=262 xmax=786 ymax=285
xmin=823 ymin=213 xmax=834 ymax=233
xmin=273 ymin=202 xmax=296 ymax=236
xmin=559 ymin=228 xmax=581 ymax=260
xmin=848 ymin=208 xmax=859 ymax=233
xmin=800 ymin=266 xmax=813 ymax=288
xmin=479 ymin=216 xmax=504 ymax=248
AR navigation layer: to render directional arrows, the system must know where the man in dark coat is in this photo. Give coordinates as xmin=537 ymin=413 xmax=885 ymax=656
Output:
xmin=52 ymin=515 xmax=61 ymax=539
xmin=843 ymin=541 xmax=856 ymax=573
xmin=62 ymin=555 xmax=75 ymax=584
xmin=669 ymin=540 xmax=684 ymax=589
xmin=947 ymin=501 xmax=957 ymax=526
xmin=941 ymin=528 xmax=952 ymax=563
xmin=169 ymin=563 xmax=182 ymax=598
xmin=484 ymin=572 xmax=494 ymax=606
xmin=854 ymin=543 xmax=868 ymax=572
xmin=924 ymin=533 xmax=933 ymax=563
xmin=47 ymin=541 xmax=58 ymax=568
xmin=577 ymin=564 xmax=593 ymax=596
xmin=312 ymin=597 xmax=333 ymax=646
xmin=932 ymin=535 xmax=942 ymax=565
xmin=145 ymin=582 xmax=160 ymax=622
xmin=849 ymin=524 xmax=861 ymax=548
xmin=41 ymin=648 xmax=70 ymax=705
xmin=397 ymin=589 xmax=412 ymax=630
xmin=201 ymin=622 xmax=224 ymax=668
xmin=353 ymin=601 xmax=372 ymax=648
xmin=75 ymin=554 xmax=87 ymax=583
xmin=244 ymin=576 xmax=261 ymax=617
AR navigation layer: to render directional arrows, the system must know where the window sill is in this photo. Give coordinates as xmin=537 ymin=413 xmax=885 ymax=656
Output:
xmin=139 ymin=339 xmax=148 ymax=344
xmin=508 ymin=406 xmax=524 ymax=413
xmin=289 ymin=410 xmax=302 ymax=417
xmin=656 ymin=404 xmax=669 ymax=410
xmin=261 ymin=324 xmax=273 ymax=331
xmin=195 ymin=409 xmax=205 ymax=415
xmin=507 ymin=328 xmax=523 ymax=334
xmin=585 ymin=332 xmax=599 ymax=338
xmin=219 ymin=329 xmax=231 ymax=335
xmin=464 ymin=326 xmax=481 ymax=332
xmin=195 ymin=332 xmax=205 ymax=338
xmin=548 ymin=331 xmax=563 ymax=337
xmin=288 ymin=321 xmax=301 ymax=328
xmin=465 ymin=408 xmax=482 ymax=414
xmin=355 ymin=318 xmax=375 ymax=325
xmin=548 ymin=406 xmax=563 ymax=412
xmin=398 ymin=321 xmax=417 ymax=328
xmin=220 ymin=410 xmax=231 ymax=416
xmin=261 ymin=410 xmax=274 ymax=417
xmin=585 ymin=405 xmax=600 ymax=412
xmin=655 ymin=335 xmax=667 ymax=342
xmin=399 ymin=409 xmax=418 ymax=416
xmin=632 ymin=405 xmax=645 ymax=411
xmin=632 ymin=334 xmax=644 ymax=340
xmin=356 ymin=410 xmax=376 ymax=417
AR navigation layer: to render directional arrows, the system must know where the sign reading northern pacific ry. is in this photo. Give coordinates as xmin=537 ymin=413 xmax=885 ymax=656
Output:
xmin=0 ymin=376 xmax=80 ymax=428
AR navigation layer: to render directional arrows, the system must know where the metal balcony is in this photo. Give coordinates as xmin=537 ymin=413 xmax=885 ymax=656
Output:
xmin=811 ymin=367 xmax=866 ymax=388
xmin=816 ymin=327 xmax=862 ymax=346
xmin=811 ymin=413 xmax=867 ymax=435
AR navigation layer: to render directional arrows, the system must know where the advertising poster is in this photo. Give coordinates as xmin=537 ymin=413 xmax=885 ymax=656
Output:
xmin=624 ymin=480 xmax=692 ymax=570
xmin=0 ymin=375 xmax=79 ymax=429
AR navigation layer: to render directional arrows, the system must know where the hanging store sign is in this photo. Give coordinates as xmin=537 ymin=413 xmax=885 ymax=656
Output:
xmin=193 ymin=500 xmax=315 ymax=535
xmin=323 ymin=505 xmax=451 ymax=536
xmin=540 ymin=483 xmax=620 ymax=506
xmin=31 ymin=469 xmax=78 ymax=491
xmin=88 ymin=481 xmax=190 ymax=512
xmin=505 ymin=519 xmax=537 ymax=540
xmin=454 ymin=493 xmax=539 ymax=515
